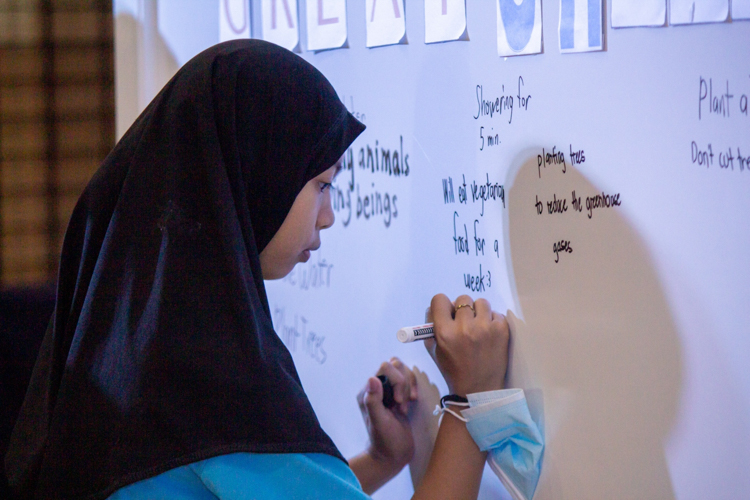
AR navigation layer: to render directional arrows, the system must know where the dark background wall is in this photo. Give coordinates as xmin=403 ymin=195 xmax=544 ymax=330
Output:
xmin=1 ymin=0 xmax=114 ymax=286
xmin=0 ymin=1 xmax=114 ymax=496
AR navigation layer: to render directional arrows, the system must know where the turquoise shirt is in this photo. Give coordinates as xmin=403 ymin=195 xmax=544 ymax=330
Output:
xmin=108 ymin=452 xmax=370 ymax=500
xmin=109 ymin=390 xmax=542 ymax=499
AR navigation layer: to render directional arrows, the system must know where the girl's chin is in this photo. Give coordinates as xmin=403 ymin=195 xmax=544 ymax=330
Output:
xmin=300 ymin=249 xmax=311 ymax=262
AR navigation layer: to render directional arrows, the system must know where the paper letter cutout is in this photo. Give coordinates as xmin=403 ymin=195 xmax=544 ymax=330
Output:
xmin=733 ymin=0 xmax=750 ymax=19
xmin=611 ymin=0 xmax=666 ymax=27
xmin=424 ymin=0 xmax=469 ymax=44
xmin=306 ymin=0 xmax=348 ymax=51
xmin=560 ymin=0 xmax=575 ymax=48
xmin=220 ymin=0 xmax=250 ymax=41
xmin=496 ymin=0 xmax=542 ymax=56
xmin=366 ymin=0 xmax=407 ymax=47
xmin=261 ymin=0 xmax=299 ymax=51
xmin=559 ymin=0 xmax=603 ymax=53
xmin=318 ymin=0 xmax=338 ymax=24
xmin=670 ymin=0 xmax=728 ymax=24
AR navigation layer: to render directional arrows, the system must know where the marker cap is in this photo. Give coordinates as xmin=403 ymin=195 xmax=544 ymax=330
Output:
xmin=396 ymin=324 xmax=434 ymax=343
xmin=397 ymin=328 xmax=411 ymax=343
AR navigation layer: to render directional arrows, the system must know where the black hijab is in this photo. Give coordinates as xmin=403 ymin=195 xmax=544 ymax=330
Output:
xmin=5 ymin=40 xmax=365 ymax=499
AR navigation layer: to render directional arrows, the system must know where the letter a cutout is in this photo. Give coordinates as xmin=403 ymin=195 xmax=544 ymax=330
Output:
xmin=366 ymin=0 xmax=407 ymax=47
xmin=424 ymin=0 xmax=469 ymax=43
xmin=496 ymin=0 xmax=542 ymax=56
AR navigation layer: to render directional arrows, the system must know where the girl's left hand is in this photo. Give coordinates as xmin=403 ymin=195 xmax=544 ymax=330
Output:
xmin=350 ymin=358 xmax=418 ymax=494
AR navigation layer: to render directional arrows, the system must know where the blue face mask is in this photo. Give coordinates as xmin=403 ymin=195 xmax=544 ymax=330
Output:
xmin=462 ymin=389 xmax=544 ymax=500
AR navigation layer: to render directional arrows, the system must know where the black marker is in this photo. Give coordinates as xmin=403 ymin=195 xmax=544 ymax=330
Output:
xmin=376 ymin=374 xmax=396 ymax=409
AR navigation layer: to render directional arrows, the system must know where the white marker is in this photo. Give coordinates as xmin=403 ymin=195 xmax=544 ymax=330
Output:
xmin=397 ymin=323 xmax=435 ymax=343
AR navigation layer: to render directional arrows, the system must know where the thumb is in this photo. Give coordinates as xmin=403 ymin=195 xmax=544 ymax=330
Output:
xmin=363 ymin=376 xmax=390 ymax=424
xmin=424 ymin=337 xmax=437 ymax=360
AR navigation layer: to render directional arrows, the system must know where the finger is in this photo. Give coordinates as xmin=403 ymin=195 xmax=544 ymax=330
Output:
xmin=378 ymin=361 xmax=406 ymax=388
xmin=474 ymin=298 xmax=492 ymax=322
xmin=491 ymin=310 xmax=506 ymax=323
xmin=431 ymin=294 xmax=453 ymax=323
xmin=424 ymin=336 xmax=437 ymax=360
xmin=379 ymin=361 xmax=407 ymax=406
xmin=492 ymin=311 xmax=510 ymax=343
xmin=357 ymin=387 xmax=366 ymax=410
xmin=431 ymin=294 xmax=454 ymax=340
xmin=362 ymin=376 xmax=395 ymax=429
xmin=391 ymin=358 xmax=411 ymax=411
xmin=408 ymin=366 xmax=418 ymax=400
xmin=390 ymin=358 xmax=413 ymax=399
xmin=391 ymin=358 xmax=419 ymax=410
xmin=504 ymin=309 xmax=523 ymax=334
xmin=357 ymin=377 xmax=379 ymax=420
xmin=453 ymin=295 xmax=475 ymax=323
xmin=390 ymin=357 xmax=411 ymax=381
xmin=364 ymin=376 xmax=382 ymax=407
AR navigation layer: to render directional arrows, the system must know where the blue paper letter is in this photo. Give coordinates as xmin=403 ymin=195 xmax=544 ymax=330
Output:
xmin=498 ymin=0 xmax=535 ymax=51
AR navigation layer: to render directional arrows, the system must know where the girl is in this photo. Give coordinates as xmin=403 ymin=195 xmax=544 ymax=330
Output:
xmin=6 ymin=40 xmax=510 ymax=500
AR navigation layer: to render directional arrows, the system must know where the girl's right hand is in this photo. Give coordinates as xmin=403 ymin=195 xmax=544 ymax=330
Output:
xmin=424 ymin=294 xmax=510 ymax=397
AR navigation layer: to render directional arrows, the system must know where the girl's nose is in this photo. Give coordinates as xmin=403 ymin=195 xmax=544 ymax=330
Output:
xmin=318 ymin=192 xmax=335 ymax=230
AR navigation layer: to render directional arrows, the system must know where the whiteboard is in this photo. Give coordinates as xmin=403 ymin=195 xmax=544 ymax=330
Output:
xmin=114 ymin=1 xmax=750 ymax=499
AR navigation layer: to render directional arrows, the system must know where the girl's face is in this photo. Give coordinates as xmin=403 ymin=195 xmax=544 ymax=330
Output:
xmin=259 ymin=162 xmax=340 ymax=279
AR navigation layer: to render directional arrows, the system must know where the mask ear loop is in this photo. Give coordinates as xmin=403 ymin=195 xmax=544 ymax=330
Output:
xmin=433 ymin=396 xmax=470 ymax=423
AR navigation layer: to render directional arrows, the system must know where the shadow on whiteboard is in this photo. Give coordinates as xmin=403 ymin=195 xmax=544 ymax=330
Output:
xmin=502 ymin=153 xmax=681 ymax=499
xmin=115 ymin=10 xmax=180 ymax=138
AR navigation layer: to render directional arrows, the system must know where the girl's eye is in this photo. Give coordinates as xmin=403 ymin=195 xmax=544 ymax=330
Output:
xmin=319 ymin=182 xmax=332 ymax=192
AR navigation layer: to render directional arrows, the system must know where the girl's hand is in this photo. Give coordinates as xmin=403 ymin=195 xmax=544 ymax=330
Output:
xmin=425 ymin=294 xmax=509 ymax=397
xmin=358 ymin=358 xmax=417 ymax=470
xmin=350 ymin=358 xmax=418 ymax=494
